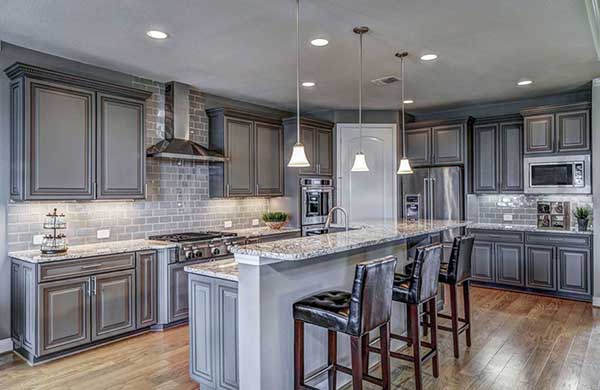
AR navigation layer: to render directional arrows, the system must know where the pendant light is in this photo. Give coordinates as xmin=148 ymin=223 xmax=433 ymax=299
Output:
xmin=287 ymin=0 xmax=310 ymax=168
xmin=351 ymin=26 xmax=370 ymax=172
xmin=396 ymin=51 xmax=413 ymax=175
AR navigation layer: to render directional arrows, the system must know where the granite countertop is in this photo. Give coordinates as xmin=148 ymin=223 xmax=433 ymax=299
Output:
xmin=184 ymin=259 xmax=239 ymax=282
xmin=225 ymin=226 xmax=300 ymax=238
xmin=9 ymin=239 xmax=178 ymax=264
xmin=468 ymin=223 xmax=593 ymax=236
xmin=231 ymin=220 xmax=470 ymax=261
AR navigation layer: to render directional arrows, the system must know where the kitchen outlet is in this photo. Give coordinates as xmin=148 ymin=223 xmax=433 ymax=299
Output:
xmin=224 ymin=220 xmax=233 ymax=228
xmin=97 ymin=229 xmax=111 ymax=239
xmin=503 ymin=214 xmax=513 ymax=222
xmin=252 ymin=219 xmax=260 ymax=226
xmin=33 ymin=235 xmax=44 ymax=245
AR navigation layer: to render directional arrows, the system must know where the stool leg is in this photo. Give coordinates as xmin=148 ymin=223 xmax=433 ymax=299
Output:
xmin=379 ymin=322 xmax=391 ymax=390
xmin=294 ymin=320 xmax=304 ymax=389
xmin=422 ymin=302 xmax=429 ymax=337
xmin=361 ymin=334 xmax=369 ymax=377
xmin=410 ymin=303 xmax=423 ymax=390
xmin=463 ymin=280 xmax=472 ymax=347
xmin=450 ymin=284 xmax=460 ymax=358
xmin=328 ymin=330 xmax=337 ymax=390
xmin=406 ymin=305 xmax=412 ymax=346
xmin=350 ymin=335 xmax=364 ymax=390
xmin=428 ymin=299 xmax=439 ymax=378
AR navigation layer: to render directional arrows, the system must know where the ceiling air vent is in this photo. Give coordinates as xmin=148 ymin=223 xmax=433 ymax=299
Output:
xmin=371 ymin=75 xmax=401 ymax=86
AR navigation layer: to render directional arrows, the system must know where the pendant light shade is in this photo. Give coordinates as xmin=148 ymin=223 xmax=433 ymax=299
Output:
xmin=351 ymin=26 xmax=370 ymax=173
xmin=287 ymin=0 xmax=311 ymax=168
xmin=397 ymin=158 xmax=413 ymax=174
xmin=396 ymin=51 xmax=413 ymax=175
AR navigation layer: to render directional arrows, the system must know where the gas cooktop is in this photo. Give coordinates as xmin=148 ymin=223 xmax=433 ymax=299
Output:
xmin=149 ymin=231 xmax=236 ymax=243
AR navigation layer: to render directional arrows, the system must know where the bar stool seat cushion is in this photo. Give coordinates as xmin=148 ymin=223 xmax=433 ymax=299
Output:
xmin=293 ymin=291 xmax=351 ymax=333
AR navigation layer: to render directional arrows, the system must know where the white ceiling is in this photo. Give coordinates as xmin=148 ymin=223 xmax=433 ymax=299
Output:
xmin=1 ymin=0 xmax=598 ymax=112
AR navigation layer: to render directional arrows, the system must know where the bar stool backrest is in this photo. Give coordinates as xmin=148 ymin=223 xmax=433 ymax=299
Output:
xmin=346 ymin=256 xmax=397 ymax=336
xmin=447 ymin=235 xmax=475 ymax=284
xmin=411 ymin=244 xmax=443 ymax=303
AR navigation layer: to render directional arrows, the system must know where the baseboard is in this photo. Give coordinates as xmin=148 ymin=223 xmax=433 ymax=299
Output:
xmin=0 ymin=338 xmax=13 ymax=354
xmin=593 ymin=297 xmax=600 ymax=307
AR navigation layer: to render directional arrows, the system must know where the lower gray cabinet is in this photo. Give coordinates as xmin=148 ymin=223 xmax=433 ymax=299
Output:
xmin=558 ymin=248 xmax=590 ymax=295
xmin=136 ymin=251 xmax=158 ymax=329
xmin=39 ymin=277 xmax=91 ymax=355
xmin=91 ymin=270 xmax=136 ymax=341
xmin=526 ymin=245 xmax=556 ymax=291
xmin=495 ymin=243 xmax=524 ymax=286
xmin=169 ymin=263 xmax=190 ymax=322
xmin=472 ymin=241 xmax=494 ymax=282
xmin=217 ymin=282 xmax=239 ymax=389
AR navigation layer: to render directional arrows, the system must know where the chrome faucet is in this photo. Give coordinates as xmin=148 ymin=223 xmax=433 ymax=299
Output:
xmin=324 ymin=206 xmax=349 ymax=232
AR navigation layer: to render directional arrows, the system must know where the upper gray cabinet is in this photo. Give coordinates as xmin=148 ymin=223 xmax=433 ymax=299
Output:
xmin=5 ymin=63 xmax=151 ymax=201
xmin=473 ymin=123 xmax=498 ymax=193
xmin=499 ymin=122 xmax=524 ymax=192
xmin=404 ymin=117 xmax=472 ymax=167
xmin=282 ymin=117 xmax=335 ymax=177
xmin=521 ymin=102 xmax=590 ymax=155
xmin=208 ymin=108 xmax=283 ymax=197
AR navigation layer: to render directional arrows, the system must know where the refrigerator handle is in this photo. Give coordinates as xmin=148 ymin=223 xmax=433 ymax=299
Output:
xmin=423 ymin=178 xmax=429 ymax=219
xmin=429 ymin=178 xmax=435 ymax=221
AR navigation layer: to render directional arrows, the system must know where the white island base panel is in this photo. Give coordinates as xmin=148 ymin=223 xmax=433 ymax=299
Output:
xmin=237 ymin=241 xmax=409 ymax=390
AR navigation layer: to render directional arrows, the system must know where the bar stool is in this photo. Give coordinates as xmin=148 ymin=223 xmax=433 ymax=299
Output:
xmin=389 ymin=244 xmax=443 ymax=390
xmin=293 ymin=256 xmax=397 ymax=390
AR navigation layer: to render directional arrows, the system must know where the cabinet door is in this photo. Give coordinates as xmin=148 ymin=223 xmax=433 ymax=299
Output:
xmin=473 ymin=124 xmax=498 ymax=193
xmin=525 ymin=245 xmax=556 ymax=290
xmin=299 ymin=126 xmax=318 ymax=175
xmin=39 ymin=277 xmax=91 ymax=355
xmin=136 ymin=251 xmax=158 ymax=329
xmin=524 ymin=114 xmax=554 ymax=154
xmin=169 ymin=263 xmax=190 ymax=322
xmin=255 ymin=122 xmax=283 ymax=195
xmin=225 ymin=117 xmax=255 ymax=196
xmin=91 ymin=270 xmax=136 ymax=341
xmin=432 ymin=125 xmax=463 ymax=165
xmin=11 ymin=263 xmax=22 ymax=344
xmin=405 ymin=128 xmax=431 ymax=167
xmin=558 ymin=248 xmax=590 ymax=295
xmin=557 ymin=110 xmax=589 ymax=153
xmin=499 ymin=122 xmax=523 ymax=192
xmin=472 ymin=241 xmax=495 ymax=282
xmin=189 ymin=276 xmax=216 ymax=387
xmin=216 ymin=280 xmax=240 ymax=390
xmin=26 ymin=79 xmax=95 ymax=200
xmin=97 ymin=93 xmax=145 ymax=199
xmin=316 ymin=129 xmax=333 ymax=176
xmin=495 ymin=243 xmax=524 ymax=286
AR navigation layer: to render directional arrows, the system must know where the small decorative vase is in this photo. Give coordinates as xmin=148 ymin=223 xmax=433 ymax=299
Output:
xmin=264 ymin=220 xmax=288 ymax=230
xmin=577 ymin=218 xmax=589 ymax=232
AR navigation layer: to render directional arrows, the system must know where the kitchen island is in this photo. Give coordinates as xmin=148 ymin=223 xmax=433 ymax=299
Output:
xmin=185 ymin=220 xmax=469 ymax=390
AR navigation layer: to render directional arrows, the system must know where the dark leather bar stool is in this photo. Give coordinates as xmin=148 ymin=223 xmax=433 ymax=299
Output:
xmin=293 ymin=256 xmax=397 ymax=390
xmin=388 ymin=244 xmax=443 ymax=390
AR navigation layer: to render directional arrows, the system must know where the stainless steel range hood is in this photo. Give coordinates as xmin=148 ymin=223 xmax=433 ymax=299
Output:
xmin=147 ymin=81 xmax=227 ymax=162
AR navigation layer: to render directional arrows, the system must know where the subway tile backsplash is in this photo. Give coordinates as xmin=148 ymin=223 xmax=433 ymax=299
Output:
xmin=7 ymin=78 xmax=270 ymax=252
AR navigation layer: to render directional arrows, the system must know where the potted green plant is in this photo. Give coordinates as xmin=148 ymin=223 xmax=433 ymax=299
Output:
xmin=262 ymin=211 xmax=289 ymax=230
xmin=573 ymin=206 xmax=591 ymax=231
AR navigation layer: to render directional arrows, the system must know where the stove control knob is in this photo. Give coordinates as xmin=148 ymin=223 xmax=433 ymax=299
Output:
xmin=193 ymin=249 xmax=203 ymax=258
xmin=211 ymin=247 xmax=221 ymax=256
xmin=184 ymin=250 xmax=193 ymax=259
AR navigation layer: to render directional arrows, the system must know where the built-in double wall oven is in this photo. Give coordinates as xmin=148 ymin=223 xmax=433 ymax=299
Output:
xmin=301 ymin=178 xmax=333 ymax=235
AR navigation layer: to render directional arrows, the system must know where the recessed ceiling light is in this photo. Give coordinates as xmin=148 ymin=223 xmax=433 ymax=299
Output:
xmin=310 ymin=38 xmax=329 ymax=47
xmin=403 ymin=99 xmax=414 ymax=104
xmin=302 ymin=81 xmax=316 ymax=87
xmin=146 ymin=30 xmax=169 ymax=40
xmin=517 ymin=79 xmax=533 ymax=86
xmin=420 ymin=53 xmax=438 ymax=61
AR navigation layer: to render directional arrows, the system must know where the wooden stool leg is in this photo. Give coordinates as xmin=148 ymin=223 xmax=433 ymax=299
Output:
xmin=350 ymin=335 xmax=364 ymax=390
xmin=450 ymin=284 xmax=460 ymax=358
xmin=328 ymin=330 xmax=337 ymax=390
xmin=463 ymin=280 xmax=472 ymax=347
xmin=361 ymin=334 xmax=369 ymax=377
xmin=380 ymin=323 xmax=391 ymax=390
xmin=410 ymin=304 xmax=423 ymax=390
xmin=428 ymin=299 xmax=439 ymax=378
xmin=422 ymin=302 xmax=429 ymax=337
xmin=406 ymin=305 xmax=412 ymax=346
xmin=294 ymin=320 xmax=304 ymax=389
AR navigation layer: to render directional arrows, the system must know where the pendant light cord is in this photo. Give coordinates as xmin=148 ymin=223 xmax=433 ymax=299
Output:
xmin=359 ymin=31 xmax=363 ymax=153
xmin=401 ymin=55 xmax=406 ymax=158
xmin=296 ymin=0 xmax=301 ymax=143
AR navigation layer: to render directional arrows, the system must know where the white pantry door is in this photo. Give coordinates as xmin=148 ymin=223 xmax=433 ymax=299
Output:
xmin=336 ymin=123 xmax=397 ymax=226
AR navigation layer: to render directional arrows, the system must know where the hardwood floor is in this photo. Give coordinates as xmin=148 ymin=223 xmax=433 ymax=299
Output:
xmin=1 ymin=287 xmax=599 ymax=389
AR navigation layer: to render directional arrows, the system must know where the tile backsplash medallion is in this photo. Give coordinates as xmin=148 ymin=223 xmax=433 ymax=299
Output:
xmin=470 ymin=194 xmax=593 ymax=229
xmin=7 ymin=79 xmax=269 ymax=252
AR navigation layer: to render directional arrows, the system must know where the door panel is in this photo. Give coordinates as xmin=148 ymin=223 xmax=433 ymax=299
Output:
xmin=499 ymin=122 xmax=523 ymax=192
xmin=524 ymin=115 xmax=554 ymax=154
xmin=558 ymin=248 xmax=590 ymax=294
xmin=136 ymin=251 xmax=158 ymax=329
xmin=316 ymin=129 xmax=333 ymax=176
xmin=225 ymin=118 xmax=254 ymax=196
xmin=217 ymin=281 xmax=240 ymax=389
xmin=557 ymin=111 xmax=589 ymax=152
xmin=525 ymin=245 xmax=556 ymax=290
xmin=189 ymin=277 xmax=216 ymax=386
xmin=432 ymin=125 xmax=463 ymax=165
xmin=405 ymin=128 xmax=430 ymax=166
xmin=400 ymin=168 xmax=429 ymax=219
xmin=472 ymin=242 xmax=494 ymax=282
xmin=430 ymin=167 xmax=463 ymax=227
xmin=169 ymin=263 xmax=190 ymax=322
xmin=255 ymin=122 xmax=283 ymax=195
xmin=92 ymin=270 xmax=136 ymax=341
xmin=495 ymin=243 xmax=524 ymax=286
xmin=473 ymin=124 xmax=498 ymax=193
xmin=299 ymin=126 xmax=317 ymax=175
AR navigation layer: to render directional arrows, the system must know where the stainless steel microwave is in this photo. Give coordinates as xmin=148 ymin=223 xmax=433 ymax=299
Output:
xmin=524 ymin=155 xmax=590 ymax=194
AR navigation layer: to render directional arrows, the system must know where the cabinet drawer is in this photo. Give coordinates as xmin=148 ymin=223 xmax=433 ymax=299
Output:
xmin=470 ymin=229 xmax=524 ymax=243
xmin=525 ymin=233 xmax=590 ymax=248
xmin=39 ymin=253 xmax=135 ymax=282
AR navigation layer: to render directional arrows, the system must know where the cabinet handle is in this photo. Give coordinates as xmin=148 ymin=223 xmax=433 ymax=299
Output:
xmin=86 ymin=281 xmax=91 ymax=297
xmin=226 ymin=184 xmax=230 ymax=197
xmin=91 ymin=277 xmax=97 ymax=296
xmin=93 ymin=181 xmax=97 ymax=199
xmin=81 ymin=264 xmax=102 ymax=270
xmin=256 ymin=184 xmax=259 ymax=195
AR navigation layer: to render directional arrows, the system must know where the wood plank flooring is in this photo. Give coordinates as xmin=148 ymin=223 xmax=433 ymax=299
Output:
xmin=1 ymin=287 xmax=599 ymax=389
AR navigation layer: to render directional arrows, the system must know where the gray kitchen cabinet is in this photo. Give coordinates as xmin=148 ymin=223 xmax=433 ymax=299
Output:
xmin=524 ymin=114 xmax=554 ymax=154
xmin=282 ymin=117 xmax=335 ymax=177
xmin=5 ymin=63 xmax=151 ymax=201
xmin=97 ymin=93 xmax=145 ymax=199
xmin=472 ymin=241 xmax=495 ymax=282
xmin=495 ymin=243 xmax=524 ymax=286
xmin=216 ymin=281 xmax=240 ymax=389
xmin=39 ymin=276 xmax=91 ymax=355
xmin=91 ymin=270 xmax=136 ymax=341
xmin=525 ymin=245 xmax=556 ymax=291
xmin=136 ymin=251 xmax=158 ymax=329
xmin=432 ymin=125 xmax=463 ymax=165
xmin=316 ymin=128 xmax=333 ymax=176
xmin=189 ymin=276 xmax=216 ymax=387
xmin=11 ymin=260 xmax=36 ymax=353
xmin=255 ymin=121 xmax=283 ymax=196
xmin=299 ymin=126 xmax=317 ymax=175
xmin=499 ymin=121 xmax=523 ymax=192
xmin=405 ymin=128 xmax=431 ymax=167
xmin=225 ymin=117 xmax=255 ymax=197
xmin=473 ymin=124 xmax=498 ymax=193
xmin=557 ymin=110 xmax=589 ymax=152
xmin=169 ymin=262 xmax=191 ymax=323
xmin=558 ymin=248 xmax=590 ymax=295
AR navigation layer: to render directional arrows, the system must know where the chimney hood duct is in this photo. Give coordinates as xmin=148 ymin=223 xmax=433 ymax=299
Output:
xmin=146 ymin=81 xmax=227 ymax=162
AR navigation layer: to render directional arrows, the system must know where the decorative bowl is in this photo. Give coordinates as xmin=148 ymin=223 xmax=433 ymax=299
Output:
xmin=264 ymin=220 xmax=288 ymax=230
